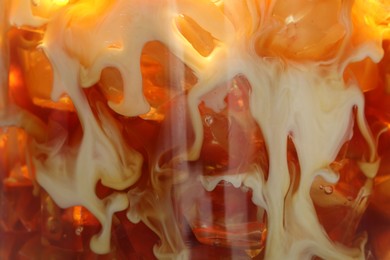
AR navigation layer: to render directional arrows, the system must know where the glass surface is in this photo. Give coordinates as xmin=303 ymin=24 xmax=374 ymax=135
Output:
xmin=0 ymin=0 xmax=389 ymax=259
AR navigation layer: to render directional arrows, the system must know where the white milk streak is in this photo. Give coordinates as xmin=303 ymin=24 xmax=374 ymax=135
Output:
xmin=248 ymin=63 xmax=368 ymax=260
xmin=4 ymin=0 xmax=382 ymax=259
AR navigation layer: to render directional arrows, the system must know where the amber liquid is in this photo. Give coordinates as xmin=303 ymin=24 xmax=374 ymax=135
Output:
xmin=1 ymin=23 xmax=390 ymax=260
xmin=1 ymin=28 xmax=269 ymax=259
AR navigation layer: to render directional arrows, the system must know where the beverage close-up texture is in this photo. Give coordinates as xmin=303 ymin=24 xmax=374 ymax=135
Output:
xmin=0 ymin=0 xmax=390 ymax=259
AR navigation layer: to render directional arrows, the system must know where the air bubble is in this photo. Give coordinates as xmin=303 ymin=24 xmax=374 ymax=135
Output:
xmin=319 ymin=184 xmax=334 ymax=195
xmin=213 ymin=239 xmax=221 ymax=246
xmin=75 ymin=226 xmax=84 ymax=236
xmin=204 ymin=115 xmax=213 ymax=126
xmin=323 ymin=186 xmax=333 ymax=195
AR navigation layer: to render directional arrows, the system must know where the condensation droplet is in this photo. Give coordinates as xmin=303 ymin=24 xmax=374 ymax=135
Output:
xmin=204 ymin=115 xmax=213 ymax=126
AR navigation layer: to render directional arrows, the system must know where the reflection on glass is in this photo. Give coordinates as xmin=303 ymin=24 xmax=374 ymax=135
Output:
xmin=1 ymin=0 xmax=390 ymax=259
